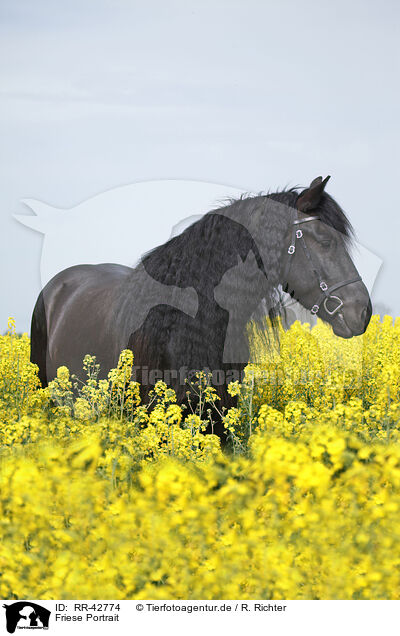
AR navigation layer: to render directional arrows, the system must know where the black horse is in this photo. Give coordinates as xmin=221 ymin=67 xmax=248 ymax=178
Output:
xmin=31 ymin=176 xmax=372 ymax=437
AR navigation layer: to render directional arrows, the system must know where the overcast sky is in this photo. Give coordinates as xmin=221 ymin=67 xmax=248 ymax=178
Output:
xmin=1 ymin=0 xmax=399 ymax=333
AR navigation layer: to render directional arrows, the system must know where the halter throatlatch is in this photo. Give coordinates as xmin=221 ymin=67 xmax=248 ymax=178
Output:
xmin=281 ymin=210 xmax=361 ymax=317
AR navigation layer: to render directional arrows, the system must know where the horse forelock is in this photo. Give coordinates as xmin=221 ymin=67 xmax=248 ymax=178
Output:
xmin=222 ymin=186 xmax=354 ymax=243
xmin=313 ymin=192 xmax=355 ymax=245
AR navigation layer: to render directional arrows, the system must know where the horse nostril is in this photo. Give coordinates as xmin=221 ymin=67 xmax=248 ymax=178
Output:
xmin=361 ymin=307 xmax=366 ymax=321
xmin=361 ymin=302 xmax=372 ymax=328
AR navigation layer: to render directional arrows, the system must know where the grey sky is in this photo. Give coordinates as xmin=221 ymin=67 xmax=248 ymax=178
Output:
xmin=1 ymin=0 xmax=399 ymax=333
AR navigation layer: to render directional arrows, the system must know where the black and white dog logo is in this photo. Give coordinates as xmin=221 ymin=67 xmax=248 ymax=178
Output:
xmin=3 ymin=602 xmax=50 ymax=633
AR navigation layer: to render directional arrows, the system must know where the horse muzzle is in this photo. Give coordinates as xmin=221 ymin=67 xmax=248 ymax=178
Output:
xmin=330 ymin=297 xmax=372 ymax=338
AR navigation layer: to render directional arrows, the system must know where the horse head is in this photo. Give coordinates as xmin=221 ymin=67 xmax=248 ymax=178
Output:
xmin=281 ymin=176 xmax=372 ymax=338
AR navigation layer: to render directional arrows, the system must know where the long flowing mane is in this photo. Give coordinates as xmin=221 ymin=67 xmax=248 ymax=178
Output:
xmin=139 ymin=186 xmax=354 ymax=322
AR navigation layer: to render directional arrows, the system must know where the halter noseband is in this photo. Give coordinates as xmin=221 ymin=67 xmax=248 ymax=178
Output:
xmin=281 ymin=210 xmax=361 ymax=316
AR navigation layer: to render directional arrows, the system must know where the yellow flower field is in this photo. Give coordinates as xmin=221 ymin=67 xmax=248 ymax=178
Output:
xmin=0 ymin=315 xmax=400 ymax=599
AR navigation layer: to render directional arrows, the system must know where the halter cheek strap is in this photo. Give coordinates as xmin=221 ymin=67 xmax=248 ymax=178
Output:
xmin=281 ymin=210 xmax=361 ymax=317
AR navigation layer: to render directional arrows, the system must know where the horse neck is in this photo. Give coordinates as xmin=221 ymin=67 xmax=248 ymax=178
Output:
xmin=141 ymin=210 xmax=261 ymax=290
xmin=140 ymin=194 xmax=293 ymax=314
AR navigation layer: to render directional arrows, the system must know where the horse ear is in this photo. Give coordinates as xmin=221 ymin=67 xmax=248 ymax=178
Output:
xmin=296 ymin=175 xmax=331 ymax=212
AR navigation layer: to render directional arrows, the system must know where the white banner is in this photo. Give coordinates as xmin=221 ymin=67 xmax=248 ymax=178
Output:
xmin=1 ymin=599 xmax=399 ymax=636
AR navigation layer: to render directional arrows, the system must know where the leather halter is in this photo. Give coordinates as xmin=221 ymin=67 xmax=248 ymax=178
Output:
xmin=281 ymin=209 xmax=361 ymax=316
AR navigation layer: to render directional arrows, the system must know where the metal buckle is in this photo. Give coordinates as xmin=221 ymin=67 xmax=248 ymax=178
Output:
xmin=323 ymin=296 xmax=344 ymax=316
xmin=295 ymin=229 xmax=303 ymax=238
xmin=320 ymin=281 xmax=328 ymax=291
xmin=288 ymin=245 xmax=295 ymax=255
xmin=311 ymin=304 xmax=319 ymax=314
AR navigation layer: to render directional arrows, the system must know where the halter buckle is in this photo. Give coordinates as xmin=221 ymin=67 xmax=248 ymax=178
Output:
xmin=320 ymin=281 xmax=328 ymax=291
xmin=288 ymin=245 xmax=295 ymax=255
xmin=295 ymin=229 xmax=303 ymax=238
xmin=311 ymin=304 xmax=319 ymax=315
xmin=323 ymin=296 xmax=344 ymax=316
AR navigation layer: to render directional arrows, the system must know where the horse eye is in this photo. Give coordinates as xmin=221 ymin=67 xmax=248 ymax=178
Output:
xmin=321 ymin=239 xmax=332 ymax=248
